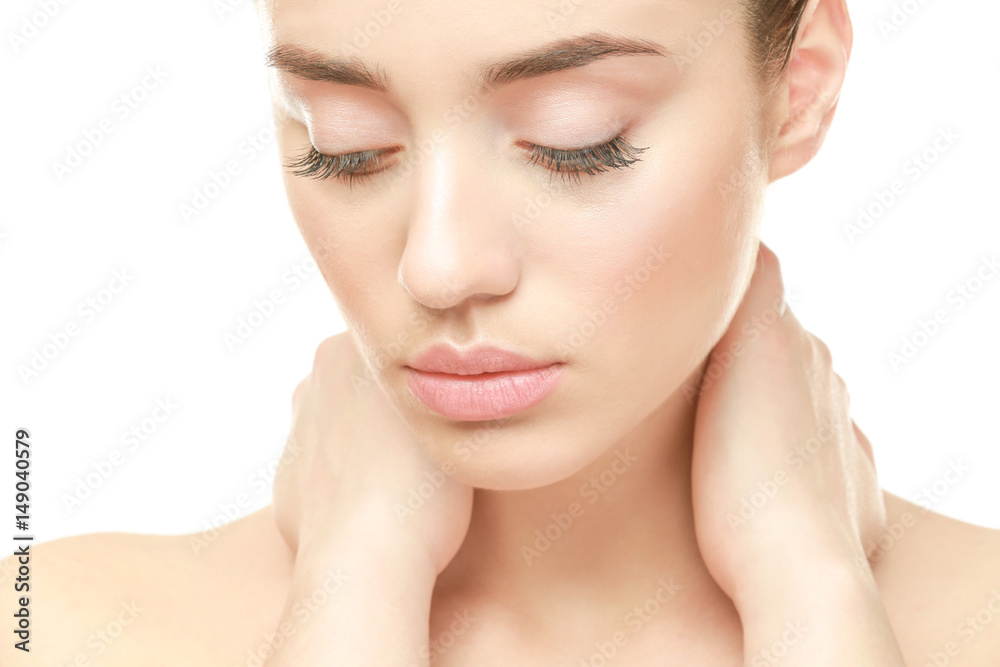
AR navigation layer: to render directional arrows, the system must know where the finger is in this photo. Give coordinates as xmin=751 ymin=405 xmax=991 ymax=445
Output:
xmin=715 ymin=242 xmax=795 ymax=351
xmin=805 ymin=332 xmax=834 ymax=368
xmin=312 ymin=331 xmax=354 ymax=375
xmin=744 ymin=243 xmax=788 ymax=319
xmin=292 ymin=376 xmax=310 ymax=409
xmin=310 ymin=330 xmax=369 ymax=398
xmin=852 ymin=419 xmax=876 ymax=472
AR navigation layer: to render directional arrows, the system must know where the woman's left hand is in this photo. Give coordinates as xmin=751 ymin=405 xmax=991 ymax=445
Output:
xmin=690 ymin=242 xmax=905 ymax=665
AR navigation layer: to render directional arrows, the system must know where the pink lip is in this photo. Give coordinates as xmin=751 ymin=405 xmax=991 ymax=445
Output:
xmin=405 ymin=344 xmax=564 ymax=421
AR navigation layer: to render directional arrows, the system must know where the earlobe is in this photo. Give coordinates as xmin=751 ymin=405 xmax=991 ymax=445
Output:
xmin=767 ymin=0 xmax=853 ymax=182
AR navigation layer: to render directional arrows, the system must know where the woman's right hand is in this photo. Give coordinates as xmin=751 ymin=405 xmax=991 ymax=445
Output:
xmin=263 ymin=331 xmax=474 ymax=665
xmin=273 ymin=330 xmax=474 ymax=575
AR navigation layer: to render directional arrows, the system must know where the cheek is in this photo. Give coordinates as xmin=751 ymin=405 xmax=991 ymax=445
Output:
xmin=278 ymin=128 xmax=404 ymax=342
xmin=283 ymin=180 xmax=370 ymax=321
xmin=550 ymin=111 xmax=764 ymax=417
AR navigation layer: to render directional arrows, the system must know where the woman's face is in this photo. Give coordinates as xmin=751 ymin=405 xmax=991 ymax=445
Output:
xmin=260 ymin=0 xmax=775 ymax=489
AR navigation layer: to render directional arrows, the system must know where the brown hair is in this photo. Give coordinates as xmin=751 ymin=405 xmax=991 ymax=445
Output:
xmin=744 ymin=0 xmax=811 ymax=85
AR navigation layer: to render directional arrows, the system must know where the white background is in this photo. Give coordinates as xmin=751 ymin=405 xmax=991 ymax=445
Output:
xmin=1 ymin=0 xmax=998 ymax=547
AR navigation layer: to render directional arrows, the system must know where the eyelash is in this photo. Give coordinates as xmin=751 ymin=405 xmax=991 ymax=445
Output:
xmin=283 ymin=134 xmax=650 ymax=187
xmin=521 ymin=134 xmax=650 ymax=185
xmin=283 ymin=146 xmax=400 ymax=187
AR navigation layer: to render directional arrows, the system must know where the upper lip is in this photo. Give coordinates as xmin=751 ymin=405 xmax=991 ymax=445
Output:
xmin=407 ymin=344 xmax=558 ymax=375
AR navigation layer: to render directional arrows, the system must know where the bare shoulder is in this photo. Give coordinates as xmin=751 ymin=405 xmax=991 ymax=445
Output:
xmin=0 ymin=507 xmax=293 ymax=666
xmin=874 ymin=490 xmax=1000 ymax=666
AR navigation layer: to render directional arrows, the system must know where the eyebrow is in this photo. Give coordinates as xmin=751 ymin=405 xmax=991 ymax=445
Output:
xmin=264 ymin=32 xmax=671 ymax=94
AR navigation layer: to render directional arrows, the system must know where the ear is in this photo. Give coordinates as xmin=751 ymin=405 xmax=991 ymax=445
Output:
xmin=767 ymin=0 xmax=853 ymax=182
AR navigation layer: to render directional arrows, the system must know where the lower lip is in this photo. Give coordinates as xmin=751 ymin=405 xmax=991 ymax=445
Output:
xmin=405 ymin=364 xmax=564 ymax=421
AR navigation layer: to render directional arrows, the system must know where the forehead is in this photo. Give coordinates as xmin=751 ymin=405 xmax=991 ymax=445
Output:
xmin=258 ymin=0 xmax=743 ymax=96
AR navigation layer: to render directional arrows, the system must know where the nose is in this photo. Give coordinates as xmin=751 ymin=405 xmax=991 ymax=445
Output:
xmin=398 ymin=139 xmax=521 ymax=310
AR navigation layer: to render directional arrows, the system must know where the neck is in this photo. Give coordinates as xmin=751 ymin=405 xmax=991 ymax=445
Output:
xmin=436 ymin=359 xmax=737 ymax=633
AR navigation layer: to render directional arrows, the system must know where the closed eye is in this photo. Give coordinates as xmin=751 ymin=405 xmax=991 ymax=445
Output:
xmin=283 ymin=134 xmax=649 ymax=187
xmin=283 ymin=145 xmax=401 ymax=187
xmin=518 ymin=134 xmax=650 ymax=185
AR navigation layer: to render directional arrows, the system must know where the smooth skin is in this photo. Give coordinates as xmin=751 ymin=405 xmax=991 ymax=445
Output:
xmin=264 ymin=244 xmax=899 ymax=665
xmin=6 ymin=0 xmax=1000 ymax=664
xmin=8 ymin=254 xmax=1000 ymax=666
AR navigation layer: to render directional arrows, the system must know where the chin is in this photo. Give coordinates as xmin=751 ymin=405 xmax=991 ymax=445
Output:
xmin=373 ymin=370 xmax=617 ymax=491
xmin=418 ymin=420 xmax=615 ymax=491
xmin=385 ymin=363 xmax=681 ymax=492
